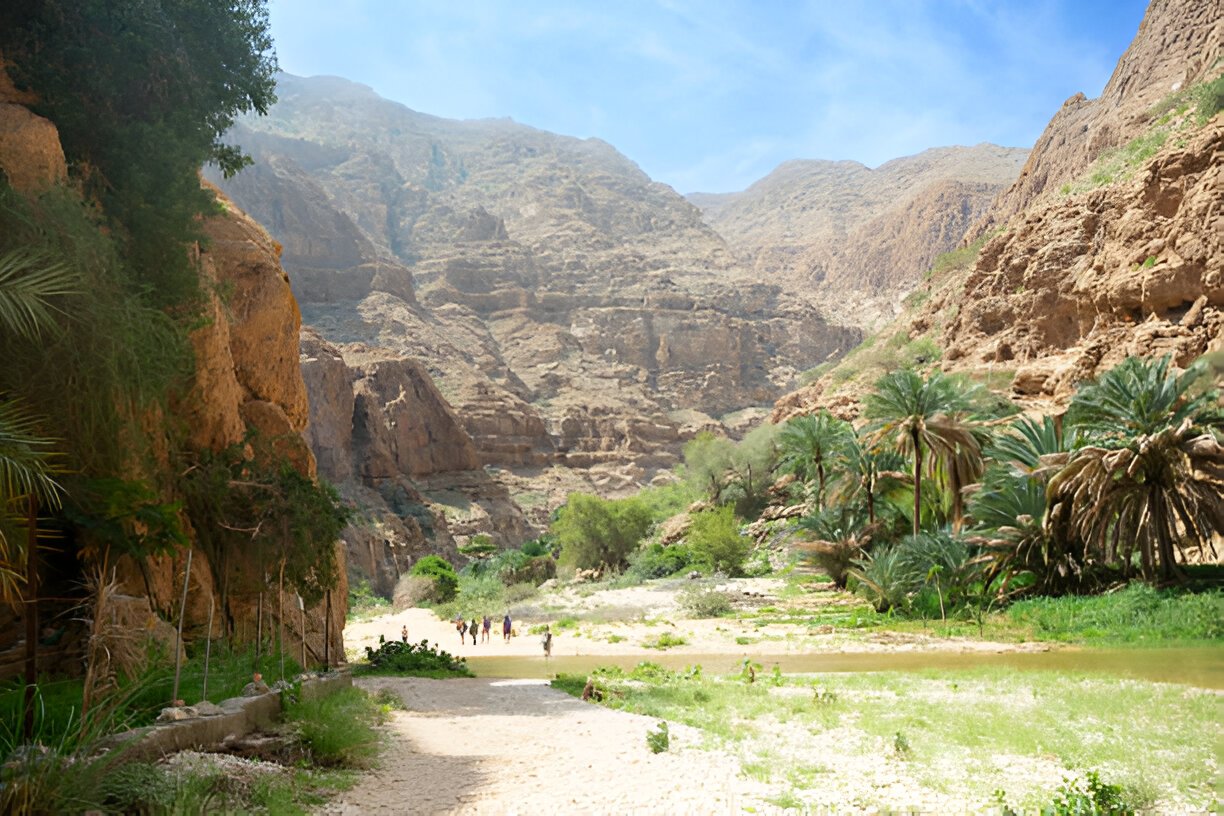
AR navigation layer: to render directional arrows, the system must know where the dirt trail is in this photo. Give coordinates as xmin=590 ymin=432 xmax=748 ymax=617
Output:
xmin=321 ymin=677 xmax=771 ymax=815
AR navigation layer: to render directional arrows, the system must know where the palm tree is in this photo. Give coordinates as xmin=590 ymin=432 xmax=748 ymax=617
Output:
xmin=1045 ymin=355 xmax=1223 ymax=582
xmin=865 ymin=369 xmax=985 ymax=537
xmin=830 ymin=431 xmax=909 ymax=528
xmin=0 ymin=249 xmax=76 ymax=603
xmin=777 ymin=411 xmax=853 ymax=510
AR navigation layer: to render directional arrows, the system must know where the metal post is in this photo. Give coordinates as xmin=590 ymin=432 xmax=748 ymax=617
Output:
xmin=202 ymin=594 xmax=215 ymax=701
xmin=298 ymin=594 xmax=306 ymax=671
xmin=22 ymin=496 xmax=38 ymax=742
xmin=323 ymin=590 xmax=331 ymax=670
xmin=278 ymin=562 xmax=285 ymax=682
xmin=171 ymin=549 xmax=193 ymax=705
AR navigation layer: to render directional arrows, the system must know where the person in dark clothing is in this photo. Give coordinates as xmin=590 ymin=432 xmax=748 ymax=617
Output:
xmin=469 ymin=618 xmax=478 ymax=645
xmin=502 ymin=613 xmax=512 ymax=643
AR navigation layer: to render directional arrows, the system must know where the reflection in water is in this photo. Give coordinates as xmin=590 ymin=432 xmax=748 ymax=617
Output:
xmin=467 ymin=647 xmax=1224 ymax=689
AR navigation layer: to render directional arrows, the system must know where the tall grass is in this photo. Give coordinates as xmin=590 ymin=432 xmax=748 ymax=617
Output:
xmin=283 ymin=687 xmax=384 ymax=768
xmin=1006 ymin=584 xmax=1223 ymax=645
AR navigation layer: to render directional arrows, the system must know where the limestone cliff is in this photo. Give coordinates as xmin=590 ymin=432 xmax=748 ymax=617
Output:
xmin=0 ymin=75 xmax=346 ymax=675
xmin=691 ymin=145 xmax=1029 ymax=330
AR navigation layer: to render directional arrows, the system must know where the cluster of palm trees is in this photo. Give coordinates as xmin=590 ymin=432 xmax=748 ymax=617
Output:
xmin=778 ymin=356 xmax=1222 ymax=613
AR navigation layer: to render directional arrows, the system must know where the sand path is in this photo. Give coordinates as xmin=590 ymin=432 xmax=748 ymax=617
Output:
xmin=321 ymin=677 xmax=770 ymax=815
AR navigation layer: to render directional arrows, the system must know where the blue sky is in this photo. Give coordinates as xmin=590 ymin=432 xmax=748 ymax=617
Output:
xmin=266 ymin=0 xmax=1149 ymax=193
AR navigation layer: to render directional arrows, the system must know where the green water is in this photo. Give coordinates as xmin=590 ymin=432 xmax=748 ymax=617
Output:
xmin=467 ymin=646 xmax=1224 ymax=688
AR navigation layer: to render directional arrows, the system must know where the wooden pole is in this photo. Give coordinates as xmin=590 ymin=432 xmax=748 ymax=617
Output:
xmin=171 ymin=549 xmax=193 ymax=705
xmin=278 ymin=561 xmax=285 ymax=682
xmin=323 ymin=590 xmax=331 ymax=670
xmin=202 ymin=593 xmax=215 ymax=701
xmin=298 ymin=594 xmax=306 ymax=671
xmin=22 ymin=496 xmax=38 ymax=742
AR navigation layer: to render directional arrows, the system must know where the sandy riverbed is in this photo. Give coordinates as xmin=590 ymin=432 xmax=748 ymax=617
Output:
xmin=320 ymin=676 xmax=773 ymax=815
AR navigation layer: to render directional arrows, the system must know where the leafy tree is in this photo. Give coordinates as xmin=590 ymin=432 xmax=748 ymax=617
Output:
xmin=865 ymin=369 xmax=985 ymax=536
xmin=1045 ymin=356 xmax=1224 ymax=582
xmin=723 ymin=423 xmax=781 ymax=518
xmin=686 ymin=506 xmax=749 ymax=576
xmin=777 ymin=411 xmax=853 ymax=510
xmin=0 ymin=0 xmax=278 ymax=306
xmin=553 ymin=493 xmax=653 ymax=571
xmin=683 ymin=432 xmax=736 ymax=503
xmin=410 ymin=555 xmax=459 ymax=602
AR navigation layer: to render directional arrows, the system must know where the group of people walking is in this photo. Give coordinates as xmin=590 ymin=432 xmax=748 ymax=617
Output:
xmin=454 ymin=614 xmax=513 ymax=645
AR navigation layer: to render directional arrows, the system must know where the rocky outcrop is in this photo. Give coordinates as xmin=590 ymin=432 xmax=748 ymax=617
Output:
xmin=0 ymin=57 xmax=66 ymax=193
xmin=975 ymin=0 xmax=1223 ymax=232
xmin=945 ymin=119 xmax=1223 ymax=399
xmin=692 ymin=145 xmax=1029 ymax=329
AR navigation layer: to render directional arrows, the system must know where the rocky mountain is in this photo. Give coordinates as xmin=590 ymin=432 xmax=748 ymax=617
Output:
xmin=691 ymin=145 xmax=1029 ymax=329
xmin=775 ymin=0 xmax=1223 ymax=421
xmin=210 ymin=74 xmax=869 ymax=552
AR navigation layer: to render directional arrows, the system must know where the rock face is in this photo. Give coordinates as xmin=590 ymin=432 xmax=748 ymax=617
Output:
xmin=209 ymin=74 xmax=868 ymax=514
xmin=945 ymin=118 xmax=1224 ymax=399
xmin=975 ymin=0 xmax=1223 ymax=232
xmin=0 ymin=57 xmax=66 ymax=193
xmin=774 ymin=2 xmax=1223 ymax=420
xmin=691 ymin=145 xmax=1029 ymax=329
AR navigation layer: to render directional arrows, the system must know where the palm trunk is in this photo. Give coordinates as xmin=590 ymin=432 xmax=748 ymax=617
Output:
xmin=911 ymin=430 xmax=922 ymax=538
xmin=817 ymin=462 xmax=826 ymax=512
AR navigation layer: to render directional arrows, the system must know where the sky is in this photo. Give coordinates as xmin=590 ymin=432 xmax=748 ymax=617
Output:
xmin=266 ymin=0 xmax=1149 ymax=194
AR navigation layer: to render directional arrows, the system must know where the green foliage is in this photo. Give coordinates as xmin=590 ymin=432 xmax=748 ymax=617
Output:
xmin=62 ymin=477 xmax=188 ymax=562
xmin=777 ymin=411 xmax=853 ymax=508
xmin=642 ymin=632 xmax=687 ymax=650
xmin=409 ymin=555 xmax=459 ymax=602
xmin=283 ymin=687 xmax=383 ymax=768
xmin=0 ymin=185 xmax=190 ymax=487
xmin=553 ymin=493 xmax=653 ymax=570
xmin=1049 ymin=355 xmax=1223 ymax=581
xmin=1006 ymin=584 xmax=1223 ymax=644
xmin=1047 ymin=771 xmax=1133 ymax=815
xmin=927 ymin=234 xmax=991 ymax=280
xmin=182 ymin=439 xmax=349 ymax=609
xmin=686 ymin=505 xmax=749 ymax=576
xmin=848 ymin=530 xmax=982 ymax=615
xmin=458 ymin=533 xmax=497 ymax=561
xmin=347 ymin=579 xmax=390 ymax=620
xmin=356 ymin=638 xmax=471 ymax=678
xmin=628 ymin=541 xmax=695 ymax=579
xmin=1191 ymin=71 xmax=1224 ymax=124
xmin=683 ymin=431 xmax=737 ymax=501
xmin=1 ymin=1 xmax=278 ymax=307
xmin=646 ymin=720 xmax=670 ymax=753
xmin=678 ymin=583 xmax=734 ymax=617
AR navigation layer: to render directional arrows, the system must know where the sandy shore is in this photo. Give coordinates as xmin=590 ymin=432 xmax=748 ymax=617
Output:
xmin=321 ymin=677 xmax=772 ymax=815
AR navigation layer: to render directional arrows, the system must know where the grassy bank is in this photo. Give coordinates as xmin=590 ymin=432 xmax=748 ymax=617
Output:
xmin=555 ymin=662 xmax=1220 ymax=812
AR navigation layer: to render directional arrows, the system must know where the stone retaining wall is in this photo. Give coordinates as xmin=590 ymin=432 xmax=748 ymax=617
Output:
xmin=110 ymin=670 xmax=352 ymax=763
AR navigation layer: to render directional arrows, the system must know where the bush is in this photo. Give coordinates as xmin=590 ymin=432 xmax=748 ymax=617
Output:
xmin=409 ymin=555 xmax=459 ymax=602
xmin=391 ymin=574 xmax=436 ymax=610
xmin=283 ymin=687 xmax=383 ymax=767
xmin=553 ymin=493 xmax=653 ymax=570
xmin=678 ymin=583 xmax=733 ymax=618
xmin=687 ymin=506 xmax=749 ymax=576
xmin=642 ymin=632 xmax=687 ymax=650
xmin=646 ymin=721 xmax=670 ymax=753
xmin=357 ymin=639 xmax=471 ymax=678
xmin=500 ymin=555 xmax=556 ymax=586
xmin=628 ymin=541 xmax=695 ymax=579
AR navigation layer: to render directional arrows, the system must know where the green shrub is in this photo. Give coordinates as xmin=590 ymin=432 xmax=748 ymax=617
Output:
xmin=1048 ymin=771 xmax=1133 ymax=815
xmin=642 ymin=632 xmax=687 ymax=650
xmin=678 ymin=583 xmax=734 ymax=618
xmin=553 ymin=493 xmax=653 ymax=570
xmin=356 ymin=639 xmax=471 ymax=678
xmin=410 ymin=555 xmax=459 ymax=602
xmin=646 ymin=721 xmax=670 ymax=753
xmin=1006 ymin=584 xmax=1223 ymax=644
xmin=1192 ymin=71 xmax=1224 ymax=124
xmin=283 ymin=687 xmax=383 ymax=767
xmin=687 ymin=506 xmax=749 ymax=576
xmin=629 ymin=541 xmax=695 ymax=579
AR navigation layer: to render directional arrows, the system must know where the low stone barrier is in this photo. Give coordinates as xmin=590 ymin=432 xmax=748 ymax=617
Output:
xmin=109 ymin=670 xmax=351 ymax=763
